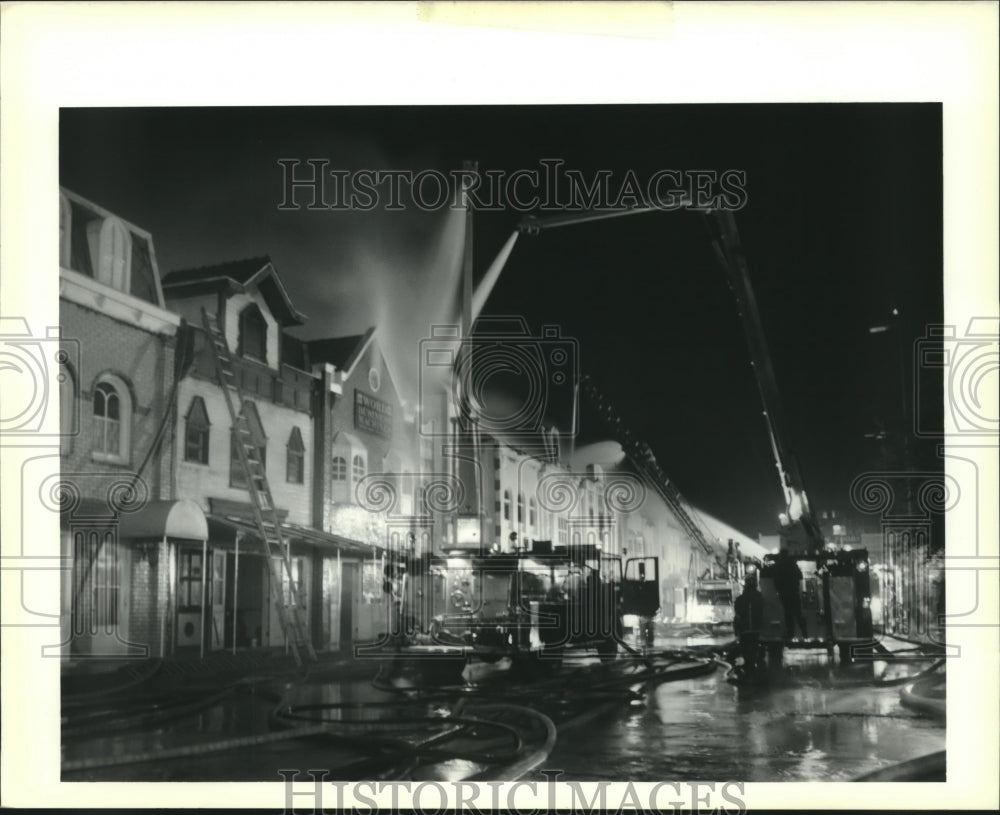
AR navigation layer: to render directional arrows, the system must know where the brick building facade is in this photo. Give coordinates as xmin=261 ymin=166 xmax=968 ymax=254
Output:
xmin=57 ymin=188 xmax=204 ymax=659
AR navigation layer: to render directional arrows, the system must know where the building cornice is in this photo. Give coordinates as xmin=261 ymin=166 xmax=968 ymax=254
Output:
xmin=60 ymin=267 xmax=181 ymax=336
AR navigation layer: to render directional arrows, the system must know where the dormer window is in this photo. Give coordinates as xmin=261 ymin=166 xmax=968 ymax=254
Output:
xmin=89 ymin=217 xmax=132 ymax=292
xmin=238 ymin=304 xmax=267 ymax=362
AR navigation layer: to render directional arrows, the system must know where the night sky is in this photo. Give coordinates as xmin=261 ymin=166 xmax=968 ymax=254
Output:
xmin=60 ymin=105 xmax=943 ymax=539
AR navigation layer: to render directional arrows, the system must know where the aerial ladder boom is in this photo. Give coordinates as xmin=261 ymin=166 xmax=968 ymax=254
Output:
xmin=517 ymin=201 xmax=825 ymax=551
xmin=580 ymin=375 xmax=717 ymax=558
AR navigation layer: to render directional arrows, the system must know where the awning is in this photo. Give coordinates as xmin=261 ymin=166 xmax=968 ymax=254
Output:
xmin=118 ymin=499 xmax=208 ymax=541
xmin=206 ymin=514 xmax=381 ymax=556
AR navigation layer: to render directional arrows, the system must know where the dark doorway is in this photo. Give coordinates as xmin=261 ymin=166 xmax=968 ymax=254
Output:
xmin=340 ymin=561 xmax=357 ymax=653
xmin=225 ymin=553 xmax=265 ymax=648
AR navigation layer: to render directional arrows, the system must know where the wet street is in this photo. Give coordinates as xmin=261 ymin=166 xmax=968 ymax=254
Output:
xmin=62 ymin=635 xmax=945 ymax=783
xmin=540 ymin=646 xmax=944 ymax=781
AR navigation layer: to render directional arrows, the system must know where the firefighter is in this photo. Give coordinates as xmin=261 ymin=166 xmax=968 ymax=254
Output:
xmin=773 ymin=547 xmax=807 ymax=639
xmin=733 ymin=573 xmax=763 ymax=673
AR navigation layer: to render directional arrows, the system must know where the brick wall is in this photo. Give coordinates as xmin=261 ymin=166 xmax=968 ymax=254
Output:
xmin=60 ymin=298 xmax=176 ymax=503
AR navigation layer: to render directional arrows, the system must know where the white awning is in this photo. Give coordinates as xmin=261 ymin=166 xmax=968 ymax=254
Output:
xmin=118 ymin=499 xmax=208 ymax=541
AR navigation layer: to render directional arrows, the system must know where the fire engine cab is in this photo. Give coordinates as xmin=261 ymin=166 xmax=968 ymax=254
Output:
xmin=382 ymin=542 xmax=660 ymax=670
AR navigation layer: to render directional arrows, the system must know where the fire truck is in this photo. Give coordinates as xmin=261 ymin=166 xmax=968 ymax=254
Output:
xmin=382 ymin=541 xmax=660 ymax=670
xmin=757 ymin=548 xmax=874 ymax=664
xmin=518 ymin=203 xmax=876 ymax=665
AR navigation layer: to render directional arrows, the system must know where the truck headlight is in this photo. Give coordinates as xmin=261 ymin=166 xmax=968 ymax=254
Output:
xmin=856 ymin=561 xmax=868 ymax=572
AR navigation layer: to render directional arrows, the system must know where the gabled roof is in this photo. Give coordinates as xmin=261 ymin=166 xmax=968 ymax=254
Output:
xmin=162 ymin=256 xmax=270 ymax=287
xmin=303 ymin=327 xmax=413 ymax=418
xmin=162 ymin=256 xmax=307 ymax=326
xmin=304 ymin=327 xmax=374 ymax=373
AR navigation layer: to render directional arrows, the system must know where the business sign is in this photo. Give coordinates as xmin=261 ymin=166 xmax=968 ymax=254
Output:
xmin=354 ymin=390 xmax=393 ymax=439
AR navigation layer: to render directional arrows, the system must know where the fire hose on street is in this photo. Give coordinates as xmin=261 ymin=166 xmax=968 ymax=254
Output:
xmin=61 ymin=649 xmax=719 ymax=779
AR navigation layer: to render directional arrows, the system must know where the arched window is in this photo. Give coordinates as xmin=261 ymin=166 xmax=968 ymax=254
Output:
xmin=529 ymin=498 xmax=537 ymax=529
xmin=92 ymin=217 xmax=131 ymax=292
xmin=184 ymin=397 xmax=210 ymax=464
xmin=352 ymin=454 xmax=366 ymax=482
xmin=517 ymin=492 xmax=524 ymax=525
xmin=587 ymin=531 xmax=596 ymax=545
xmin=230 ymin=401 xmax=266 ymax=488
xmin=286 ymin=426 xmax=305 ymax=484
xmin=238 ymin=304 xmax=267 ymax=362
xmin=331 ymin=456 xmax=347 ymax=481
xmin=572 ymin=531 xmax=581 ymax=545
xmin=92 ymin=374 xmax=130 ymax=462
xmin=502 ymin=490 xmax=511 ymax=522
xmin=420 ymin=531 xmax=430 ymax=552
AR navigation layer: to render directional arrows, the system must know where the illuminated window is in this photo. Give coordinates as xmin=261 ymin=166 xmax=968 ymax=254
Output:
xmin=503 ymin=490 xmax=511 ymax=521
xmin=517 ymin=492 xmax=524 ymax=524
xmin=529 ymin=498 xmax=537 ymax=528
xmin=332 ymin=456 xmax=347 ymax=481
xmin=352 ymin=454 xmax=366 ymax=482
xmin=286 ymin=426 xmax=305 ymax=484
xmin=177 ymin=549 xmax=204 ymax=610
xmin=184 ymin=397 xmax=210 ymax=464
xmin=73 ymin=530 xmax=121 ymax=631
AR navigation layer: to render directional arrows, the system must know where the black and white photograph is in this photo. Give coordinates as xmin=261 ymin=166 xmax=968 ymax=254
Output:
xmin=1 ymin=3 xmax=997 ymax=812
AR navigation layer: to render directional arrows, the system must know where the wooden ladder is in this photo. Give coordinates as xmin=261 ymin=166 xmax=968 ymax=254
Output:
xmin=200 ymin=308 xmax=316 ymax=667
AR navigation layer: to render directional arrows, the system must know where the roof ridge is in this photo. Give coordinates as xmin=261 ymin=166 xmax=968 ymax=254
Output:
xmin=163 ymin=254 xmax=272 ymax=281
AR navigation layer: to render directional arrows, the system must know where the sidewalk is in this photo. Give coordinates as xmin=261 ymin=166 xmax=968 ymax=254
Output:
xmin=61 ymin=646 xmax=385 ymax=698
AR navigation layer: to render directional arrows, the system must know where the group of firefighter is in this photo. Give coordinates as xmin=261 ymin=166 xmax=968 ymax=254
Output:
xmin=732 ymin=546 xmax=808 ymax=674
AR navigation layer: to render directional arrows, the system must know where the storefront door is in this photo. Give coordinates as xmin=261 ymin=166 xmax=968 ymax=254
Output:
xmin=210 ymin=549 xmax=226 ymax=650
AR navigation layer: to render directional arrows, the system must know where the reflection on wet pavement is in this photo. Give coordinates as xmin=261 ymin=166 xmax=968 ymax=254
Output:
xmin=542 ymin=648 xmax=944 ymax=782
xmin=62 ymin=638 xmax=944 ymax=782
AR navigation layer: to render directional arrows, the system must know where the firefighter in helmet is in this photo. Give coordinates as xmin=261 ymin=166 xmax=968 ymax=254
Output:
xmin=733 ymin=572 xmax=764 ymax=674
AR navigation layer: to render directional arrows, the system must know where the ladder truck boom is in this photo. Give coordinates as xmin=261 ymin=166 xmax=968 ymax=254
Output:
xmin=580 ymin=375 xmax=717 ymax=558
xmin=516 ymin=201 xmax=825 ymax=552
